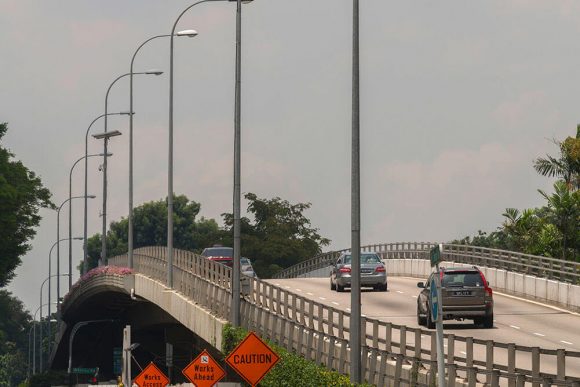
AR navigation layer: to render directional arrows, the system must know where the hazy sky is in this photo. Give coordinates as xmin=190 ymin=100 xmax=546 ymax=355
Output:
xmin=2 ymin=1 xmax=578 ymax=312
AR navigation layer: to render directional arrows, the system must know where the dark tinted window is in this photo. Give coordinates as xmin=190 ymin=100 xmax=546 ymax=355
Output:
xmin=202 ymin=247 xmax=233 ymax=257
xmin=343 ymin=253 xmax=380 ymax=264
xmin=442 ymin=271 xmax=483 ymax=287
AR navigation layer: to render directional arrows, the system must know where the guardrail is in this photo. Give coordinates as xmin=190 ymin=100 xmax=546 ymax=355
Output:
xmin=274 ymin=242 xmax=580 ymax=284
xmin=107 ymin=246 xmax=580 ymax=386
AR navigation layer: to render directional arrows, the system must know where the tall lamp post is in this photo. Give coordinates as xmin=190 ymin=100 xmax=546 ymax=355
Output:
xmin=31 ymin=302 xmax=56 ymax=375
xmin=166 ymin=0 xmax=252 ymax=302
xmin=128 ymin=31 xmax=197 ymax=270
xmin=47 ymin=237 xmax=80 ymax=360
xmin=100 ymin=71 xmax=162 ymax=266
xmin=39 ymin=271 xmax=75 ymax=372
xmin=83 ymin=112 xmax=131 ymax=275
xmin=69 ymin=153 xmax=111 ymax=290
xmin=56 ymin=195 xmax=96 ymax=312
xmin=350 ymin=0 xmax=362 ymax=383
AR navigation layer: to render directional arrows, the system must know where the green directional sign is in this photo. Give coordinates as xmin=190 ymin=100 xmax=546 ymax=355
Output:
xmin=430 ymin=245 xmax=441 ymax=267
xmin=72 ymin=367 xmax=97 ymax=375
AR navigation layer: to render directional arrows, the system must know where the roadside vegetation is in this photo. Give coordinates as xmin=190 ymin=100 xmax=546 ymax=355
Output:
xmin=453 ymin=127 xmax=579 ymax=262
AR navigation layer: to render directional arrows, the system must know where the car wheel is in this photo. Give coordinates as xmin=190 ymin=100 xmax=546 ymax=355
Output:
xmin=381 ymin=283 xmax=388 ymax=292
xmin=417 ymin=303 xmax=426 ymax=326
xmin=483 ymin=314 xmax=493 ymax=329
xmin=426 ymin=308 xmax=435 ymax=329
xmin=337 ymin=283 xmax=345 ymax=292
xmin=330 ymin=278 xmax=336 ymax=291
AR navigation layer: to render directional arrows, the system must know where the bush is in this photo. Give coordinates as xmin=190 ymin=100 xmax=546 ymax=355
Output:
xmin=222 ymin=325 xmax=372 ymax=387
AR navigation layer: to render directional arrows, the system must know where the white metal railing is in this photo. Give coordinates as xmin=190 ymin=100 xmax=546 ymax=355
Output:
xmin=102 ymin=246 xmax=580 ymax=386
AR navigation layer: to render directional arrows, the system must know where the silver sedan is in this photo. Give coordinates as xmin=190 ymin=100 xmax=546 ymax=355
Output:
xmin=330 ymin=252 xmax=388 ymax=292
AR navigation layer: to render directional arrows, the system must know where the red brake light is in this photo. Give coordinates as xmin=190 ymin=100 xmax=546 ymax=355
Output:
xmin=479 ymin=271 xmax=493 ymax=297
xmin=339 ymin=267 xmax=351 ymax=273
xmin=375 ymin=266 xmax=386 ymax=273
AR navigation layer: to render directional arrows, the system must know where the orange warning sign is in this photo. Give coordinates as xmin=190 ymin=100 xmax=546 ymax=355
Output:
xmin=133 ymin=362 xmax=169 ymax=387
xmin=225 ymin=331 xmax=280 ymax=387
xmin=182 ymin=349 xmax=225 ymax=387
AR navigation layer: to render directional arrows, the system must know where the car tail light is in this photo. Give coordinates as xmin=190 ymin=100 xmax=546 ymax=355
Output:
xmin=479 ymin=271 xmax=493 ymax=298
xmin=375 ymin=266 xmax=386 ymax=273
xmin=339 ymin=267 xmax=351 ymax=273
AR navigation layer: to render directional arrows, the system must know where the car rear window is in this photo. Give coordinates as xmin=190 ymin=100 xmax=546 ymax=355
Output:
xmin=442 ymin=271 xmax=483 ymax=287
xmin=343 ymin=253 xmax=380 ymax=264
xmin=202 ymin=247 xmax=233 ymax=257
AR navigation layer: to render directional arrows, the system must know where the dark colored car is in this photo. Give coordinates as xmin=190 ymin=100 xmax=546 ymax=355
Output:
xmin=201 ymin=246 xmax=233 ymax=267
xmin=417 ymin=266 xmax=494 ymax=329
xmin=330 ymin=252 xmax=388 ymax=292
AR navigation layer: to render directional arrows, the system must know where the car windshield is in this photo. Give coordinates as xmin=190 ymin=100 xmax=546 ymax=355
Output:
xmin=241 ymin=258 xmax=250 ymax=265
xmin=202 ymin=247 xmax=233 ymax=257
xmin=343 ymin=253 xmax=380 ymax=264
xmin=442 ymin=271 xmax=483 ymax=287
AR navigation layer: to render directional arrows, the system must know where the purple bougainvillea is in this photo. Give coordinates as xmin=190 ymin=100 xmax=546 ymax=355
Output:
xmin=67 ymin=266 xmax=134 ymax=297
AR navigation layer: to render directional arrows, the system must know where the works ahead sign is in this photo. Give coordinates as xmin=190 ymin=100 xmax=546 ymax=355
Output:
xmin=225 ymin=332 xmax=280 ymax=386
xmin=182 ymin=349 xmax=225 ymax=387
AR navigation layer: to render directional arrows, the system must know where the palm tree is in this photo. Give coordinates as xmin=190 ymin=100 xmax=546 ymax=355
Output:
xmin=534 ymin=126 xmax=580 ymax=191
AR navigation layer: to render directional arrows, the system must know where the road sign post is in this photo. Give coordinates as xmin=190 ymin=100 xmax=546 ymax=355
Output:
xmin=432 ymin=244 xmax=446 ymax=387
xmin=225 ymin=332 xmax=280 ymax=387
xmin=182 ymin=349 xmax=225 ymax=387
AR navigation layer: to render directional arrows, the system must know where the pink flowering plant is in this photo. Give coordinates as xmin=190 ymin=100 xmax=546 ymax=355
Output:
xmin=65 ymin=266 xmax=134 ymax=300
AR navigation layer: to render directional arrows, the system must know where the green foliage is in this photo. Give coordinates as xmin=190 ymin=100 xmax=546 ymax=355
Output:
xmin=85 ymin=195 xmax=222 ymax=272
xmin=0 ymin=123 xmax=54 ymax=287
xmin=221 ymin=193 xmax=330 ymax=278
xmin=222 ymin=325 xmax=371 ymax=387
xmin=0 ymin=291 xmax=31 ymax=387
xmin=27 ymin=370 xmax=68 ymax=387
xmin=456 ymin=127 xmax=579 ymax=261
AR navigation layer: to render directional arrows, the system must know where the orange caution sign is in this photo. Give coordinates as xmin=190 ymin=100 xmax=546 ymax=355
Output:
xmin=182 ymin=349 xmax=225 ymax=387
xmin=133 ymin=362 xmax=169 ymax=387
xmin=225 ymin=331 xmax=280 ymax=387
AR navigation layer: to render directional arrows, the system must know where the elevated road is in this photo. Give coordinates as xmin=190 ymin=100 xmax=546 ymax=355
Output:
xmin=270 ymin=277 xmax=580 ymax=378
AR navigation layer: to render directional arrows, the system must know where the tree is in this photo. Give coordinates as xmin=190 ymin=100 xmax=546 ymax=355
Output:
xmin=85 ymin=195 xmax=222 ymax=271
xmin=0 ymin=290 xmax=31 ymax=387
xmin=221 ymin=193 xmax=330 ymax=278
xmin=538 ymin=181 xmax=580 ymax=260
xmin=0 ymin=123 xmax=54 ymax=287
xmin=534 ymin=125 xmax=580 ymax=191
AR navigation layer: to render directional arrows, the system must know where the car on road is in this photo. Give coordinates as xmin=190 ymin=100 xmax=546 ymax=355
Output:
xmin=241 ymin=257 xmax=258 ymax=278
xmin=201 ymin=246 xmax=233 ymax=267
xmin=416 ymin=266 xmax=494 ymax=329
xmin=330 ymin=252 xmax=387 ymax=292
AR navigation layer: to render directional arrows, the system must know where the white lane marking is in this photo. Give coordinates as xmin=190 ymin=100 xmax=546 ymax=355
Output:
xmin=510 ymin=325 xmax=520 ymax=330
xmin=396 ymin=290 xmax=404 ymax=294
xmin=307 ymin=292 xmax=314 ymax=296
xmin=460 ymin=351 xmax=467 ymax=355
xmin=285 ymin=286 xmax=291 ymax=289
xmin=295 ymin=288 xmax=302 ymax=292
xmin=561 ymin=340 xmax=573 ymax=345
xmin=319 ymin=297 xmax=326 ymax=301
xmin=412 ymin=295 xmax=418 ymax=298
xmin=346 ymin=308 xmax=351 ymax=312
xmin=533 ymin=333 xmax=545 ymax=337
xmin=362 ymin=314 xmax=367 ymax=317
xmin=331 ymin=302 xmax=340 ymax=306
xmin=274 ymin=283 xmax=280 ymax=286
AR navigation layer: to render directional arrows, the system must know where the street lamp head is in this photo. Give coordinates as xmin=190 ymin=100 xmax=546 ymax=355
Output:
xmin=73 ymin=237 xmax=83 ymax=240
xmin=228 ymin=0 xmax=254 ymax=3
xmin=92 ymin=130 xmax=122 ymax=140
xmin=145 ymin=70 xmax=163 ymax=76
xmin=177 ymin=29 xmax=198 ymax=38
xmin=88 ymin=195 xmax=97 ymax=199
xmin=120 ymin=111 xmax=134 ymax=116
xmin=98 ymin=152 xmax=113 ymax=157
xmin=127 ymin=343 xmax=140 ymax=351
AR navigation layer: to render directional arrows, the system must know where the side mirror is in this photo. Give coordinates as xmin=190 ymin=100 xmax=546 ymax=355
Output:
xmin=417 ymin=282 xmax=425 ymax=288
xmin=487 ymin=281 xmax=490 ymax=286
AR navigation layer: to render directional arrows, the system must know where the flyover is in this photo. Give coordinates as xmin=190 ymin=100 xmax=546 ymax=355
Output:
xmin=50 ymin=243 xmax=580 ymax=386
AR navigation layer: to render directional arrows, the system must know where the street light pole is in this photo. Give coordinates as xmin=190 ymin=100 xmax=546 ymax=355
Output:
xmin=101 ymin=71 xmax=161 ymax=267
xmin=56 ymin=195 xmax=96 ymax=313
xmin=39 ymin=271 xmax=74 ymax=372
xmin=69 ymin=153 xmax=110 ymax=290
xmin=350 ymin=0 xmax=362 ymax=383
xmin=128 ymin=32 xmax=195 ymax=270
xmin=84 ymin=113 xmax=130 ymax=275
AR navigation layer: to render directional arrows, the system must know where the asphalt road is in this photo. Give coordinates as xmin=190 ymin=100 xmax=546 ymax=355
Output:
xmin=268 ymin=276 xmax=580 ymax=379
